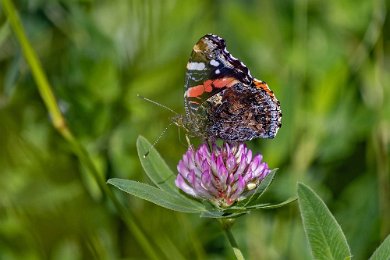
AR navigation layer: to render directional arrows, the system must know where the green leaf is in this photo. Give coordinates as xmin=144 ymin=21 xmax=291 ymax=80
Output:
xmin=200 ymin=211 xmax=225 ymax=218
xmin=297 ymin=183 xmax=351 ymax=260
xmin=108 ymin=178 xmax=205 ymax=213
xmin=200 ymin=210 xmax=247 ymax=219
xmin=137 ymin=136 xmax=178 ymax=194
xmin=247 ymin=197 xmax=297 ymax=210
xmin=136 ymin=136 xmax=203 ymax=208
xmin=369 ymin=234 xmax=390 ymax=260
xmin=242 ymin=169 xmax=277 ymax=206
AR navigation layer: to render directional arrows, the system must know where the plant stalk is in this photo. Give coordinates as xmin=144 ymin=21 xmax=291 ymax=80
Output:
xmin=2 ymin=0 xmax=160 ymax=259
xmin=220 ymin=219 xmax=245 ymax=260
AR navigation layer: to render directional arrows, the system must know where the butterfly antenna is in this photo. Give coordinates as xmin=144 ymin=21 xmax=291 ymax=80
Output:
xmin=137 ymin=94 xmax=178 ymax=115
xmin=185 ymin=134 xmax=192 ymax=148
xmin=143 ymin=121 xmax=175 ymax=158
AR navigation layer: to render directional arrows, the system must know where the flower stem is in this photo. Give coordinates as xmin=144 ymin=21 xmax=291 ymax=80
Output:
xmin=2 ymin=1 xmax=160 ymax=259
xmin=220 ymin=219 xmax=245 ymax=260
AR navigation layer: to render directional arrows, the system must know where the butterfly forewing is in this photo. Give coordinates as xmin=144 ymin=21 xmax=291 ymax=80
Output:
xmin=180 ymin=34 xmax=282 ymax=142
xmin=184 ymin=34 xmax=253 ymax=113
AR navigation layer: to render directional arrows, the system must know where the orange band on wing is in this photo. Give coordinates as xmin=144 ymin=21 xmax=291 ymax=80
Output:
xmin=204 ymin=80 xmax=213 ymax=92
xmin=186 ymin=84 xmax=205 ymax=98
xmin=212 ymin=77 xmax=238 ymax=88
xmin=253 ymin=79 xmax=274 ymax=98
xmin=187 ymin=77 xmax=239 ymax=98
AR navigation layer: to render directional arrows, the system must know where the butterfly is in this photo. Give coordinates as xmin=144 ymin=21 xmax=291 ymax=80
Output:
xmin=173 ymin=34 xmax=282 ymax=142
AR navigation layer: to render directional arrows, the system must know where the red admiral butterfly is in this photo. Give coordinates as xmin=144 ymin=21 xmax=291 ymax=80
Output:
xmin=174 ymin=34 xmax=282 ymax=142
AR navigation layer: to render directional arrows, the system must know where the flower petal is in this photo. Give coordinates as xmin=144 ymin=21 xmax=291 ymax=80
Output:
xmin=230 ymin=175 xmax=246 ymax=201
xmin=175 ymin=141 xmax=272 ymax=208
xmin=175 ymin=174 xmax=197 ymax=197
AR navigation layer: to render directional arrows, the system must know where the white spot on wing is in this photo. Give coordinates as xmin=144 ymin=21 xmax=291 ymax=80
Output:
xmin=210 ymin=59 xmax=220 ymax=67
xmin=215 ymin=69 xmax=220 ymax=74
xmin=186 ymin=62 xmax=206 ymax=71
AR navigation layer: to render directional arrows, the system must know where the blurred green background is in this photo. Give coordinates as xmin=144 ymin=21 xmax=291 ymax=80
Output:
xmin=0 ymin=0 xmax=389 ymax=259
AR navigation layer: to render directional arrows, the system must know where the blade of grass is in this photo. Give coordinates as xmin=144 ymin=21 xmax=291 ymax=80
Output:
xmin=1 ymin=1 xmax=160 ymax=259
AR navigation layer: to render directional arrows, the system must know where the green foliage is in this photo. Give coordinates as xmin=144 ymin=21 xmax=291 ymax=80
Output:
xmin=298 ymin=183 xmax=390 ymax=260
xmin=108 ymin=178 xmax=205 ymax=213
xmin=369 ymin=235 xmax=390 ymax=260
xmin=298 ymin=183 xmax=351 ymax=260
xmin=110 ymin=136 xmax=206 ymax=213
xmin=1 ymin=0 xmax=389 ymax=259
xmin=136 ymin=135 xmax=180 ymax=195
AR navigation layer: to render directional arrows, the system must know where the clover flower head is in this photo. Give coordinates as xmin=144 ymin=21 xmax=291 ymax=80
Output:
xmin=175 ymin=142 xmax=271 ymax=208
